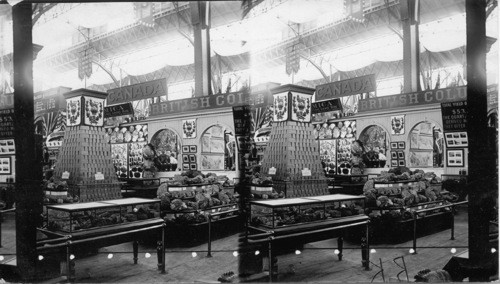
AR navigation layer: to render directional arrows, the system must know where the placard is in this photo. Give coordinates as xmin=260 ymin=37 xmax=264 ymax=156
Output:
xmin=104 ymin=102 xmax=134 ymax=118
xmin=61 ymin=171 xmax=70 ymax=179
xmin=441 ymin=100 xmax=467 ymax=132
xmin=301 ymin=168 xmax=312 ymax=176
xmin=268 ymin=167 xmax=277 ymax=175
xmin=94 ymin=172 xmax=105 ymax=180
xmin=311 ymin=99 xmax=342 ymax=114
xmin=0 ymin=109 xmax=14 ymax=139
xmin=232 ymin=105 xmax=252 ymax=136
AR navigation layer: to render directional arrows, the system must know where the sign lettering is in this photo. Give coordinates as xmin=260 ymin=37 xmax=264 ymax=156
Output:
xmin=0 ymin=109 xmax=14 ymax=139
xmin=104 ymin=102 xmax=134 ymax=118
xmin=315 ymin=74 xmax=376 ymax=101
xmin=107 ymin=78 xmax=168 ymax=105
xmin=150 ymin=92 xmax=251 ymax=116
xmin=311 ymin=99 xmax=342 ymax=114
xmin=441 ymin=100 xmax=467 ymax=132
xmin=358 ymin=86 xmax=467 ymax=112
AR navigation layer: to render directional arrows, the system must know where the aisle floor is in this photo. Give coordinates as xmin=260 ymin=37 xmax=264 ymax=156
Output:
xmin=0 ymin=207 xmax=469 ymax=283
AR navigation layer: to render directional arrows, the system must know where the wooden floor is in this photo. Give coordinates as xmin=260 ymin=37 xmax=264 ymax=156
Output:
xmin=0 ymin=207 xmax=470 ymax=283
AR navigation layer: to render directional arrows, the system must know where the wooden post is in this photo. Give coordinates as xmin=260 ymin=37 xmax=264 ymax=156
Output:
xmin=190 ymin=1 xmax=212 ymax=97
xmin=400 ymin=0 xmax=421 ymax=93
xmin=466 ymin=0 xmax=495 ymax=281
xmin=12 ymin=2 xmax=43 ymax=280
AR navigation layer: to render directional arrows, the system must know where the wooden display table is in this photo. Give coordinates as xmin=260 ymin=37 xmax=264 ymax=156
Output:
xmin=246 ymin=194 xmax=370 ymax=280
xmin=38 ymin=198 xmax=166 ymax=281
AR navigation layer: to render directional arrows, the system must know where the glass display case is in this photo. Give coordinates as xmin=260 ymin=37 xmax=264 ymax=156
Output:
xmin=249 ymin=194 xmax=366 ymax=229
xmin=45 ymin=197 xmax=160 ymax=233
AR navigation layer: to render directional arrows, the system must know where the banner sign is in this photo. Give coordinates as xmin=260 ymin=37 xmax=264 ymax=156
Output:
xmin=150 ymin=91 xmax=254 ymax=117
xmin=104 ymin=102 xmax=134 ymax=118
xmin=232 ymin=105 xmax=252 ymax=136
xmin=358 ymin=86 xmax=467 ymax=112
xmin=315 ymin=74 xmax=376 ymax=101
xmin=107 ymin=78 xmax=167 ymax=105
xmin=0 ymin=109 xmax=14 ymax=139
xmin=311 ymin=99 xmax=342 ymax=114
xmin=441 ymin=100 xmax=467 ymax=132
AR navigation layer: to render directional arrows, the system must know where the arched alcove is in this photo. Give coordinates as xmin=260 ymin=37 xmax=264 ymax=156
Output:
xmin=200 ymin=124 xmax=236 ymax=171
xmin=408 ymin=121 xmax=444 ymax=168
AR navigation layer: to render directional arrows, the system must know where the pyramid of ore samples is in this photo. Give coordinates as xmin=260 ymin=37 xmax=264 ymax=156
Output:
xmin=53 ymin=89 xmax=121 ymax=202
xmin=260 ymin=85 xmax=328 ymax=197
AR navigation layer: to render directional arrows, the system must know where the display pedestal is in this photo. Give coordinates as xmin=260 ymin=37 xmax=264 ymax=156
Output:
xmin=259 ymin=85 xmax=328 ymax=197
xmin=260 ymin=120 xmax=328 ymax=197
xmin=53 ymin=89 xmax=121 ymax=202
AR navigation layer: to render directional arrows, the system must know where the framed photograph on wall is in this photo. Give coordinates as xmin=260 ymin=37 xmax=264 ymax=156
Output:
xmin=391 ymin=151 xmax=398 ymax=160
xmin=390 ymin=142 xmax=398 ymax=149
xmin=182 ymin=155 xmax=189 ymax=163
xmin=182 ymin=145 xmax=190 ymax=153
xmin=190 ymin=163 xmax=197 ymax=170
xmin=446 ymin=149 xmax=464 ymax=167
xmin=445 ymin=132 xmax=468 ymax=148
xmin=398 ymin=160 xmax=406 ymax=167
xmin=397 ymin=151 xmax=405 ymax=159
xmin=0 ymin=157 xmax=11 ymax=175
xmin=189 ymin=154 xmax=196 ymax=163
xmin=182 ymin=163 xmax=190 ymax=170
xmin=391 ymin=160 xmax=398 ymax=167
xmin=397 ymin=141 xmax=406 ymax=149
xmin=189 ymin=145 xmax=197 ymax=153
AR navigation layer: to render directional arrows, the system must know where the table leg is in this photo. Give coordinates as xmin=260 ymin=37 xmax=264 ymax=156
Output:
xmin=156 ymin=241 xmax=163 ymax=271
xmin=337 ymin=236 xmax=343 ymax=261
xmin=66 ymin=243 xmax=75 ymax=282
xmin=133 ymin=240 xmax=139 ymax=264
xmin=161 ymin=225 xmax=166 ymax=274
xmin=412 ymin=216 xmax=417 ymax=254
xmin=361 ymin=223 xmax=370 ymax=270
xmin=450 ymin=207 xmax=455 ymax=240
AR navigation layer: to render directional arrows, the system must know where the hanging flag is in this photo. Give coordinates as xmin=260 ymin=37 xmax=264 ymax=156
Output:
xmin=457 ymin=72 xmax=464 ymax=86
xmin=134 ymin=3 xmax=156 ymax=28
xmin=434 ymin=73 xmax=441 ymax=89
xmin=285 ymin=39 xmax=301 ymax=76
xmin=78 ymin=46 xmax=94 ymax=80
xmin=344 ymin=0 xmax=365 ymax=23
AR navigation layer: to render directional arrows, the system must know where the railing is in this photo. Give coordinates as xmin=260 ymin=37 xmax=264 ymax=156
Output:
xmin=410 ymin=201 xmax=468 ymax=253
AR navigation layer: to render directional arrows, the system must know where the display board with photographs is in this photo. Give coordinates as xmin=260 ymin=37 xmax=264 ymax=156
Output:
xmin=0 ymin=139 xmax=15 ymax=154
xmin=0 ymin=157 xmax=11 ymax=175
xmin=445 ymin=132 xmax=468 ymax=148
xmin=446 ymin=149 xmax=464 ymax=167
